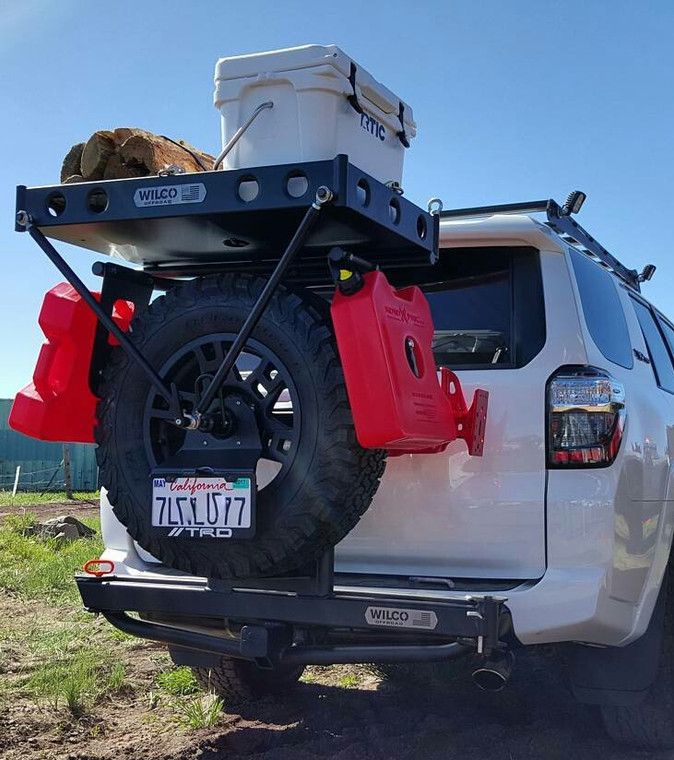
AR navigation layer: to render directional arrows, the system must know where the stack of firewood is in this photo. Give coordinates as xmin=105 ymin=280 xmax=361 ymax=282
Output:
xmin=61 ymin=128 xmax=216 ymax=183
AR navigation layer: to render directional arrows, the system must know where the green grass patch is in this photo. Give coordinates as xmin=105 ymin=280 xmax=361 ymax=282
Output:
xmin=172 ymin=693 xmax=224 ymax=730
xmin=156 ymin=666 xmax=200 ymax=696
xmin=0 ymin=512 xmax=103 ymax=604
xmin=27 ymin=644 xmax=127 ymax=714
xmin=22 ymin=618 xmax=130 ymax=715
xmin=338 ymin=673 xmax=360 ymax=688
xmin=0 ymin=491 xmax=99 ymax=508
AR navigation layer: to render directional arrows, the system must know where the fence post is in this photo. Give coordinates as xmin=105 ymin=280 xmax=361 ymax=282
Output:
xmin=63 ymin=444 xmax=73 ymax=500
xmin=11 ymin=466 xmax=20 ymax=498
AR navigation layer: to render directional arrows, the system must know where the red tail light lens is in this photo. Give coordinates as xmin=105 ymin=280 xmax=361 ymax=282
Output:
xmin=548 ymin=368 xmax=625 ymax=467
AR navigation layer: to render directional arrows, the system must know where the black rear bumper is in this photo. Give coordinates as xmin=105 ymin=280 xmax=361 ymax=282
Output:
xmin=77 ymin=571 xmax=512 ymax=667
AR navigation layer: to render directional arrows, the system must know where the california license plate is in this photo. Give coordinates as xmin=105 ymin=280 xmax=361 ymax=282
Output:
xmin=151 ymin=474 xmax=255 ymax=539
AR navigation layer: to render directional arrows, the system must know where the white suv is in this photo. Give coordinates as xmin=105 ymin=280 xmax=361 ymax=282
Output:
xmin=87 ymin=199 xmax=674 ymax=750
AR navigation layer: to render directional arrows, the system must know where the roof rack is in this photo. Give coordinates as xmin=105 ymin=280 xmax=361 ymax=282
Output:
xmin=439 ymin=194 xmax=641 ymax=292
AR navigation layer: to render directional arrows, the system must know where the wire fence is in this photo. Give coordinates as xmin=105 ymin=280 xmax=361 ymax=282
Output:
xmin=0 ymin=460 xmax=98 ymax=493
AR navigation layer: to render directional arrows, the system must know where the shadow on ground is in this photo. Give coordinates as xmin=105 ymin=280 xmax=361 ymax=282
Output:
xmin=183 ymin=648 xmax=663 ymax=760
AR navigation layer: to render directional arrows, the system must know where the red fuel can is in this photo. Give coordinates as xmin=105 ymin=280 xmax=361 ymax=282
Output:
xmin=331 ymin=270 xmax=487 ymax=453
xmin=9 ymin=283 xmax=133 ymax=443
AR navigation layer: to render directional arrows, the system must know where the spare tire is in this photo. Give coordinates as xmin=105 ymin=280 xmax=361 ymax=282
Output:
xmin=95 ymin=273 xmax=386 ymax=579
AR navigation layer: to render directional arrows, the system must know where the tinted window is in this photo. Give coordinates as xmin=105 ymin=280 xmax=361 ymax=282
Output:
xmin=570 ymin=249 xmax=632 ymax=368
xmin=631 ymin=298 xmax=674 ymax=392
xmin=426 ymin=268 xmax=511 ymax=367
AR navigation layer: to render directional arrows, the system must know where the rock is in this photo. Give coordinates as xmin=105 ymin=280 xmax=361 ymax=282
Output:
xmin=52 ymin=523 xmax=81 ymax=542
xmin=24 ymin=515 xmax=96 ymax=541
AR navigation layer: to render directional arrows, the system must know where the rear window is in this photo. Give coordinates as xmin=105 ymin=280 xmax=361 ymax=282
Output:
xmin=421 ymin=247 xmax=545 ymax=369
xmin=630 ymin=298 xmax=674 ymax=393
xmin=569 ymin=249 xmax=633 ymax=369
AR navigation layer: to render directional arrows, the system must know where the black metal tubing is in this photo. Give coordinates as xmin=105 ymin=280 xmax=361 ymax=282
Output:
xmin=439 ymin=200 xmax=550 ymax=219
xmin=279 ymin=641 xmax=469 ymax=665
xmin=105 ymin=611 xmax=243 ymax=657
xmin=103 ymin=611 xmax=470 ymax=665
xmin=26 ymin=225 xmax=175 ymax=404
xmin=192 ymin=193 xmax=329 ymax=416
xmin=439 ymin=197 xmax=640 ymax=291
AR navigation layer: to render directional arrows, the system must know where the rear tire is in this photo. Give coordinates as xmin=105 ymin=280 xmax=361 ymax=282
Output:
xmin=192 ymin=656 xmax=304 ymax=705
xmin=95 ymin=273 xmax=386 ymax=579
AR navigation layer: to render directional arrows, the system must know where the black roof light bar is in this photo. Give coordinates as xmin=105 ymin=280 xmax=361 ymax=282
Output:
xmin=439 ymin=191 xmax=643 ymax=292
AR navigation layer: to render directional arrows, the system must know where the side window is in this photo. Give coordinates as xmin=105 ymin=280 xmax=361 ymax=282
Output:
xmin=422 ymin=247 xmax=545 ymax=369
xmin=569 ymin=249 xmax=633 ymax=369
xmin=426 ymin=267 xmax=512 ymax=367
xmin=656 ymin=314 xmax=674 ymax=359
xmin=630 ymin=298 xmax=674 ymax=393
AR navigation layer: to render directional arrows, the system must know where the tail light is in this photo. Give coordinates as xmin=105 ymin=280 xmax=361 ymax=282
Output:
xmin=547 ymin=367 xmax=625 ymax=467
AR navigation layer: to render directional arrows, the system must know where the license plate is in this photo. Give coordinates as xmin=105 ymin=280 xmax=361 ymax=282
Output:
xmin=151 ymin=474 xmax=254 ymax=539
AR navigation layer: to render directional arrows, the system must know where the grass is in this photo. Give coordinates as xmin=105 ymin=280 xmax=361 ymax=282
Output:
xmin=156 ymin=666 xmax=201 ymax=696
xmin=338 ymin=673 xmax=360 ymax=688
xmin=27 ymin=644 xmax=127 ymax=714
xmin=0 ymin=491 xmax=99 ymax=507
xmin=0 ymin=512 xmax=103 ymax=604
xmin=172 ymin=693 xmax=224 ymax=729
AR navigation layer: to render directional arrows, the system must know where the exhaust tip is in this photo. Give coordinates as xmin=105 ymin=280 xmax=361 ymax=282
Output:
xmin=472 ymin=651 xmax=514 ymax=692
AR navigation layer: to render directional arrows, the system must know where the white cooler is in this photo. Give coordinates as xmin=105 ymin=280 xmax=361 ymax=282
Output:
xmin=213 ymin=44 xmax=416 ymax=186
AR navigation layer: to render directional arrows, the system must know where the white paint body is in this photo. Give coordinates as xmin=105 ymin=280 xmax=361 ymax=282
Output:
xmin=100 ymin=213 xmax=674 ymax=647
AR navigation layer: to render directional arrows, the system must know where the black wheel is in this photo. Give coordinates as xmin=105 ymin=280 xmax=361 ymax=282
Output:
xmin=600 ymin=575 xmax=674 ymax=749
xmin=192 ymin=656 xmax=304 ymax=704
xmin=95 ymin=273 xmax=386 ymax=579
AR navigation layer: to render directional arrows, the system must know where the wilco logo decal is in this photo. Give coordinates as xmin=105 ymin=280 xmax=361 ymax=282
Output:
xmin=384 ymin=305 xmax=425 ymax=326
xmin=134 ymin=183 xmax=207 ymax=208
xmin=360 ymin=113 xmax=386 ymax=141
xmin=365 ymin=606 xmax=438 ymax=630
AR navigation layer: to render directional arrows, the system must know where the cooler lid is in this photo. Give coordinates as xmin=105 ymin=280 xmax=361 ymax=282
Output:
xmin=214 ymin=44 xmax=415 ymax=128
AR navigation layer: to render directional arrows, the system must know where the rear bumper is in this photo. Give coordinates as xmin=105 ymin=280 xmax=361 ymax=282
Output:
xmin=76 ymin=570 xmax=512 ymax=666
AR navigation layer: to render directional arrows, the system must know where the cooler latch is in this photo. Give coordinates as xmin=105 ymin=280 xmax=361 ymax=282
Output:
xmin=346 ymin=63 xmax=365 ymax=116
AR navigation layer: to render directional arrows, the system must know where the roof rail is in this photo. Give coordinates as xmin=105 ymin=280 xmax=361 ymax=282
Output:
xmin=439 ymin=195 xmax=641 ymax=291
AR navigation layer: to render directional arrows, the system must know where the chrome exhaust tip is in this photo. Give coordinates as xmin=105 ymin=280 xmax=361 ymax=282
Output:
xmin=471 ymin=650 xmax=514 ymax=692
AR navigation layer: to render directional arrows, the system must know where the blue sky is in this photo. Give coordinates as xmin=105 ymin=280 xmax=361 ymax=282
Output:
xmin=0 ymin=0 xmax=672 ymax=396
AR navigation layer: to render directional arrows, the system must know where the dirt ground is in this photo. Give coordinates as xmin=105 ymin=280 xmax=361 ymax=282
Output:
xmin=0 ymin=499 xmax=99 ymax=522
xmin=0 ymin=502 xmax=667 ymax=759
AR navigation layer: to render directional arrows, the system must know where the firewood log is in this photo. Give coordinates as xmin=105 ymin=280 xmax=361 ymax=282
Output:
xmin=81 ymin=131 xmax=116 ymax=180
xmin=120 ymin=134 xmax=214 ymax=174
xmin=60 ymin=143 xmax=85 ymax=183
xmin=103 ymin=154 xmax=149 ymax=180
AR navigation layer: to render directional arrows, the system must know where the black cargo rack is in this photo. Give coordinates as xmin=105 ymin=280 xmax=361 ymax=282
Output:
xmin=439 ymin=195 xmax=642 ymax=291
xmin=16 ymin=154 xmax=438 ymax=285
